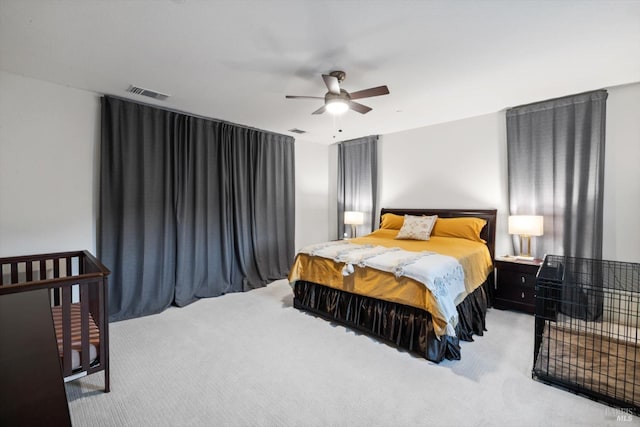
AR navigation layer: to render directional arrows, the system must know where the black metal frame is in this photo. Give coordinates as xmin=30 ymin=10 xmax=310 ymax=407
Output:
xmin=533 ymin=255 xmax=640 ymax=413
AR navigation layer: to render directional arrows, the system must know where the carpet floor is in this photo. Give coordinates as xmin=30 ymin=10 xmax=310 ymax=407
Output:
xmin=66 ymin=279 xmax=639 ymax=426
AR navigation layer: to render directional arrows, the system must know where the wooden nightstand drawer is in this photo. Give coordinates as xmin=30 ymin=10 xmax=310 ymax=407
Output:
xmin=494 ymin=257 xmax=542 ymax=314
xmin=498 ymin=270 xmax=536 ymax=289
xmin=496 ymin=282 xmax=535 ymax=304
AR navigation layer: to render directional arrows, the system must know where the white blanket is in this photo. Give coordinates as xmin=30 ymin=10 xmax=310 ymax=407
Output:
xmin=298 ymin=241 xmax=466 ymax=336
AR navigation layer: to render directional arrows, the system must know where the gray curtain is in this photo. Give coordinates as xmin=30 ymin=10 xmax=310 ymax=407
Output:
xmin=507 ymin=91 xmax=607 ymax=321
xmin=507 ymin=90 xmax=607 ymax=260
xmin=99 ymin=97 xmax=295 ymax=321
xmin=337 ymin=135 xmax=378 ymax=239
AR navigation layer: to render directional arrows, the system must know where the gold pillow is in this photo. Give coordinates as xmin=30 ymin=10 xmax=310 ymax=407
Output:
xmin=431 ymin=217 xmax=487 ymax=243
xmin=380 ymin=213 xmax=405 ymax=230
xmin=395 ymin=215 xmax=438 ymax=241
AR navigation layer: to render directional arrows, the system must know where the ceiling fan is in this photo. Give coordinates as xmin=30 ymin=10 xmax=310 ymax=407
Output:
xmin=285 ymin=71 xmax=390 ymax=115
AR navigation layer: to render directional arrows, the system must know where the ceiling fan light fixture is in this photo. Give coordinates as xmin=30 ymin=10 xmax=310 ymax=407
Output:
xmin=325 ymin=98 xmax=349 ymax=114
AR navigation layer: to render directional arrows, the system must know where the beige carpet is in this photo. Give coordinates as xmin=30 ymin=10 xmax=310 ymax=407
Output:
xmin=66 ymin=280 xmax=639 ymax=426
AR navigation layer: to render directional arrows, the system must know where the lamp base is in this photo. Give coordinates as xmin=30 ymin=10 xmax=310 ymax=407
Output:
xmin=517 ymin=235 xmax=534 ymax=261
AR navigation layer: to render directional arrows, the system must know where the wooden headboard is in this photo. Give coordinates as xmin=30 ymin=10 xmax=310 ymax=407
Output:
xmin=379 ymin=208 xmax=497 ymax=262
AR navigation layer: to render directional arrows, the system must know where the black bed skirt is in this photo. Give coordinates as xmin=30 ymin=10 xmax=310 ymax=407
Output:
xmin=293 ymin=280 xmax=490 ymax=363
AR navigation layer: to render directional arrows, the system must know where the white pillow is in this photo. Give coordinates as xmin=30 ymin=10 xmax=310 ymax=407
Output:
xmin=395 ymin=215 xmax=437 ymax=241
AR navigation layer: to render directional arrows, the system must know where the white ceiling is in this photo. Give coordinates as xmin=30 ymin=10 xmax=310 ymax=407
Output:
xmin=1 ymin=0 xmax=639 ymax=144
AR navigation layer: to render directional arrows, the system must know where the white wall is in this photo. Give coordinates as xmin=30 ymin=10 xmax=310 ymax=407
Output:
xmin=0 ymin=70 xmax=330 ymax=260
xmin=1 ymin=70 xmax=637 ymax=264
xmin=294 ymin=140 xmax=331 ymax=250
xmin=373 ymin=83 xmax=640 ymax=263
xmin=378 ymin=113 xmax=512 ymax=256
xmin=0 ymin=71 xmax=100 ymax=257
xmin=603 ymin=82 xmax=640 ymax=263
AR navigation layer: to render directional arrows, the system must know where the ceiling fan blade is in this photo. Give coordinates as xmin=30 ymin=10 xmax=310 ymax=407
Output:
xmin=348 ymin=101 xmax=372 ymax=114
xmin=322 ymin=74 xmax=340 ymax=95
xmin=349 ymin=85 xmax=390 ymax=100
xmin=285 ymin=95 xmax=324 ymax=99
xmin=312 ymin=105 xmax=326 ymax=115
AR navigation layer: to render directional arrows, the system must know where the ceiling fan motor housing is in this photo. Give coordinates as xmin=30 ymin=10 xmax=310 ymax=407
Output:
xmin=325 ymin=89 xmax=351 ymax=103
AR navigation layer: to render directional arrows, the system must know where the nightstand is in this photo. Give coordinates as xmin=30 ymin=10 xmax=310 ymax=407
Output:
xmin=494 ymin=257 xmax=543 ymax=314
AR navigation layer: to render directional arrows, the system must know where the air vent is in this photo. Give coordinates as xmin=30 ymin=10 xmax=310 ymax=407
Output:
xmin=126 ymin=85 xmax=170 ymax=101
xmin=288 ymin=128 xmax=306 ymax=134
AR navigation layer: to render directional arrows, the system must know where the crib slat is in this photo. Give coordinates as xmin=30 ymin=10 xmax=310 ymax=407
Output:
xmin=39 ymin=260 xmax=46 ymax=280
xmin=99 ymin=275 xmax=110 ymax=392
xmin=52 ymin=260 xmax=61 ymax=306
xmin=10 ymin=263 xmax=18 ymax=284
xmin=80 ymin=283 xmax=90 ymax=371
xmin=26 ymin=261 xmax=33 ymax=282
xmin=61 ymin=286 xmax=72 ymax=376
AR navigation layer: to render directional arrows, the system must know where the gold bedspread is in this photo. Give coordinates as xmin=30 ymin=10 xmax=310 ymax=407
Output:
xmin=288 ymin=229 xmax=493 ymax=336
xmin=352 ymin=229 xmax=492 ymax=294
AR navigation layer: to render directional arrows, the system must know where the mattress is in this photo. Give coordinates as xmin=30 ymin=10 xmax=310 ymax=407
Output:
xmin=51 ymin=303 xmax=100 ymax=371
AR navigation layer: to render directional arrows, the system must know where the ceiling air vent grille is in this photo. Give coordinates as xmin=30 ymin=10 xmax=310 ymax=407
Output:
xmin=288 ymin=128 xmax=306 ymax=134
xmin=126 ymin=85 xmax=170 ymax=101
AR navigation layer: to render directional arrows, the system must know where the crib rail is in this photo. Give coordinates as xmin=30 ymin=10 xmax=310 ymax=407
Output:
xmin=0 ymin=250 xmax=110 ymax=392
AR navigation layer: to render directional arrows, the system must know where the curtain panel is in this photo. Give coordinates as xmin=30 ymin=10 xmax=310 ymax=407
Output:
xmin=337 ymin=135 xmax=378 ymax=239
xmin=506 ymin=90 xmax=607 ymax=260
xmin=99 ymin=97 xmax=295 ymax=321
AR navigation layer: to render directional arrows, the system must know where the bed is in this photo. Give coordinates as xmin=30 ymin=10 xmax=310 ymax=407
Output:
xmin=0 ymin=250 xmax=110 ymax=392
xmin=289 ymin=208 xmax=497 ymax=362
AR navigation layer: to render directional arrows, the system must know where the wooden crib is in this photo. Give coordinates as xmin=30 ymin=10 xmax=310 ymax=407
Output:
xmin=0 ymin=250 xmax=110 ymax=392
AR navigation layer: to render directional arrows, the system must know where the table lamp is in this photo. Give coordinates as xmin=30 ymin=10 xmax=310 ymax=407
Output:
xmin=508 ymin=215 xmax=544 ymax=260
xmin=344 ymin=211 xmax=364 ymax=238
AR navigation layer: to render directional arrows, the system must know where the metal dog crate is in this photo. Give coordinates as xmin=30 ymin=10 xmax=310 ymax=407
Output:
xmin=533 ymin=255 xmax=640 ymax=413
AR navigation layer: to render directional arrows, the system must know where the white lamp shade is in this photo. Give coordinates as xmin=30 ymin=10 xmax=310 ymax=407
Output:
xmin=344 ymin=211 xmax=364 ymax=225
xmin=508 ymin=215 xmax=544 ymax=236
